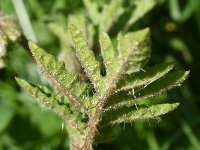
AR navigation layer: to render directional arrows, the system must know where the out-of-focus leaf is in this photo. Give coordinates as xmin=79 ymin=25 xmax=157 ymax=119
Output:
xmin=126 ymin=0 xmax=162 ymax=29
xmin=12 ymin=0 xmax=36 ymax=42
xmin=48 ymin=22 xmax=81 ymax=73
xmin=169 ymin=0 xmax=196 ymax=23
xmin=169 ymin=38 xmax=193 ymax=63
xmin=95 ymin=126 xmax=121 ymax=143
xmin=83 ymin=0 xmax=100 ymax=25
xmin=0 ymin=105 xmax=14 ymax=134
xmin=182 ymin=122 xmax=200 ymax=150
xmin=99 ymin=0 xmax=124 ymax=32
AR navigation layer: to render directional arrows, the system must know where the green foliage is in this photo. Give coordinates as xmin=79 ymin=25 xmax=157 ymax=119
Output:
xmin=116 ymin=62 xmax=175 ymax=91
xmin=105 ymin=70 xmax=189 ymax=109
xmin=117 ymin=28 xmax=150 ymax=74
xmin=83 ymin=0 xmax=165 ymax=32
xmin=1 ymin=0 xmax=198 ymax=149
xmin=16 ymin=23 xmax=188 ymax=149
xmin=28 ymin=41 xmax=88 ymax=108
xmin=125 ymin=0 xmax=164 ymax=29
xmin=101 ymin=103 xmax=179 ymax=126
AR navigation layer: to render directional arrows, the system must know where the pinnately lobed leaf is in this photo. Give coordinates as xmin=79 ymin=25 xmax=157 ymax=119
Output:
xmin=28 ymin=41 xmax=88 ymax=110
xmin=68 ymin=24 xmax=104 ymax=94
xmin=15 ymin=77 xmax=85 ymax=134
xmin=15 ymin=77 xmax=71 ymax=118
xmin=15 ymin=23 xmax=189 ymax=150
xmin=105 ymin=71 xmax=189 ymax=109
xmin=116 ymin=62 xmax=175 ymax=91
xmin=118 ymin=28 xmax=151 ymax=74
xmin=98 ymin=27 xmax=151 ymax=99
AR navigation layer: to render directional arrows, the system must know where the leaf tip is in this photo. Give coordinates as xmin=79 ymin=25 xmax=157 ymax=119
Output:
xmin=15 ymin=76 xmax=22 ymax=84
xmin=100 ymin=31 xmax=107 ymax=37
xmin=15 ymin=77 xmax=26 ymax=88
xmin=28 ymin=41 xmax=37 ymax=50
xmin=15 ymin=76 xmax=20 ymax=83
xmin=180 ymin=70 xmax=190 ymax=83
xmin=172 ymin=103 xmax=180 ymax=109
xmin=68 ymin=23 xmax=77 ymax=32
xmin=167 ymin=62 xmax=175 ymax=68
xmin=185 ymin=70 xmax=190 ymax=76
xmin=141 ymin=27 xmax=150 ymax=37
xmin=144 ymin=27 xmax=150 ymax=32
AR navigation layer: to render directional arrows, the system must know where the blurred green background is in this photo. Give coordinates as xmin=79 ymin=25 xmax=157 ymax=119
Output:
xmin=0 ymin=0 xmax=200 ymax=149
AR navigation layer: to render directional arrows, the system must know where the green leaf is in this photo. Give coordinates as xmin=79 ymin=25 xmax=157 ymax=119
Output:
xmin=68 ymin=14 xmax=95 ymax=48
xmin=28 ymin=41 xmax=88 ymax=108
xmin=0 ymin=105 xmax=14 ymax=134
xmin=99 ymin=0 xmax=124 ymax=32
xmin=99 ymin=31 xmax=117 ymax=75
xmin=48 ymin=22 xmax=81 ymax=73
xmin=117 ymin=62 xmax=175 ymax=91
xmin=105 ymin=71 xmax=189 ymax=109
xmin=118 ymin=28 xmax=151 ymax=74
xmin=15 ymin=77 xmax=72 ymax=118
xmin=181 ymin=121 xmax=200 ymax=149
xmin=68 ymin=24 xmax=104 ymax=93
xmin=83 ymin=0 xmax=100 ymax=25
xmin=12 ymin=0 xmax=37 ymax=42
xmin=95 ymin=126 xmax=121 ymax=143
xmin=169 ymin=0 xmax=195 ymax=23
xmin=101 ymin=103 xmax=179 ymax=126
xmin=135 ymin=71 xmax=189 ymax=100
xmin=99 ymin=28 xmax=151 ymax=96
xmin=15 ymin=77 xmax=85 ymax=133
xmin=126 ymin=0 xmax=160 ymax=28
xmin=14 ymin=23 xmax=189 ymax=148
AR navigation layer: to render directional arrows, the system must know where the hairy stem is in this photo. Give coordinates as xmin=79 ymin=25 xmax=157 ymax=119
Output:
xmin=69 ymin=135 xmax=84 ymax=150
